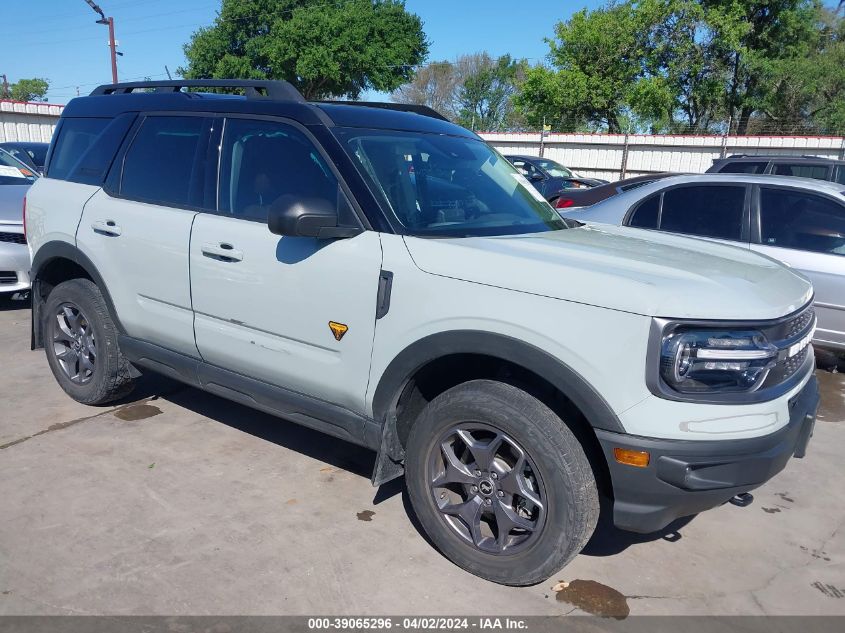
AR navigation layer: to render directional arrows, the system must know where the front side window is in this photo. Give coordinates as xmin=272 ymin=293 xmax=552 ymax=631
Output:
xmin=337 ymin=129 xmax=568 ymax=237
xmin=717 ymin=161 xmax=767 ymax=174
xmin=120 ymin=116 xmax=207 ymax=207
xmin=760 ymin=188 xmax=845 ymax=256
xmin=534 ymin=159 xmax=574 ymax=179
xmin=772 ymin=163 xmax=830 ymax=181
xmin=218 ymin=118 xmax=339 ymax=222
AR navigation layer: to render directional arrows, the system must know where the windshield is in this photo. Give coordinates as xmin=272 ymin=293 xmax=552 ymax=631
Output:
xmin=336 ymin=129 xmax=570 ymax=237
xmin=534 ymin=159 xmax=576 ymax=179
xmin=0 ymin=149 xmax=38 ymax=186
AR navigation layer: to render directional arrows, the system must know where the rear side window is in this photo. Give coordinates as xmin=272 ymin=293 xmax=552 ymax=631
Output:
xmin=120 ymin=116 xmax=208 ymax=207
xmin=834 ymin=166 xmax=845 ymax=186
xmin=759 ymin=188 xmax=845 ymax=256
xmin=716 ymin=160 xmax=768 ymax=174
xmin=661 ymin=185 xmax=745 ymax=240
xmin=47 ymin=118 xmax=109 ymax=180
xmin=218 ymin=118 xmax=340 ymax=222
xmin=772 ymin=163 xmax=830 ymax=181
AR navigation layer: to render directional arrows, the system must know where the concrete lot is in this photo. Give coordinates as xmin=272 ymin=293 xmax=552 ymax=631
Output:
xmin=1 ymin=294 xmax=844 ymax=617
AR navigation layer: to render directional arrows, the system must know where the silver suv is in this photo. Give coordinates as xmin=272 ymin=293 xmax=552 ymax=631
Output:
xmin=26 ymin=80 xmax=820 ymax=586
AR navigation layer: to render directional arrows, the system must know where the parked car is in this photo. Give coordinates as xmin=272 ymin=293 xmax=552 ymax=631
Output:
xmin=0 ymin=142 xmax=49 ymax=174
xmin=552 ymin=172 xmax=678 ymax=209
xmin=27 ymin=80 xmax=819 ymax=586
xmin=561 ymin=173 xmax=845 ymax=354
xmin=504 ymin=154 xmax=608 ymax=204
xmin=708 ymin=154 xmax=845 ymax=184
xmin=0 ymin=148 xmax=37 ymax=295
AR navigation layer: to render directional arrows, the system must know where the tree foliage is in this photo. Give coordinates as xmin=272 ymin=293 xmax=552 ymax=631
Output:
xmin=515 ymin=0 xmax=845 ymax=134
xmin=181 ymin=0 xmax=428 ymax=100
xmin=3 ymin=78 xmax=50 ymax=102
xmin=392 ymin=53 xmax=527 ymax=131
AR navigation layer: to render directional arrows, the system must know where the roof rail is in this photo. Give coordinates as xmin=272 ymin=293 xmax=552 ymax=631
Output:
xmin=318 ymin=100 xmax=449 ymax=122
xmin=726 ymin=153 xmax=837 ymax=161
xmin=90 ymin=79 xmax=305 ymax=102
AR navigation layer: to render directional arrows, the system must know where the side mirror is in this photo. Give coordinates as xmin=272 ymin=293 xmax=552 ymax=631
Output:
xmin=267 ymin=196 xmax=360 ymax=239
xmin=529 ymin=172 xmax=545 ymax=182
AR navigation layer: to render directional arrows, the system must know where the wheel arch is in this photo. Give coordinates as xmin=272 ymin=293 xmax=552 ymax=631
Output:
xmin=30 ymin=241 xmax=122 ymax=349
xmin=371 ymin=331 xmax=624 ymax=493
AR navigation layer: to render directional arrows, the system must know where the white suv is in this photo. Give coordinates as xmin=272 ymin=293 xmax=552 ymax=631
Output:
xmin=26 ymin=80 xmax=819 ymax=586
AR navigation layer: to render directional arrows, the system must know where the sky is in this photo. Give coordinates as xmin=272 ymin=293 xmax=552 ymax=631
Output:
xmin=2 ymin=0 xmax=602 ymax=105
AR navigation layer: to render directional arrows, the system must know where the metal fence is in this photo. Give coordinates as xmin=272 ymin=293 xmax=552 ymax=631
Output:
xmin=0 ymin=101 xmax=64 ymax=144
xmin=480 ymin=131 xmax=845 ymax=182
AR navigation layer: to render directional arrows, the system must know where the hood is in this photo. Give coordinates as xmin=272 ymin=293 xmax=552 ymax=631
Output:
xmin=403 ymin=224 xmax=813 ymax=320
xmin=0 ymin=185 xmax=30 ymax=224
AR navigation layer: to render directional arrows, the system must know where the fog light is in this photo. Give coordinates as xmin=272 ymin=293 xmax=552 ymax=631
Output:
xmin=614 ymin=448 xmax=650 ymax=467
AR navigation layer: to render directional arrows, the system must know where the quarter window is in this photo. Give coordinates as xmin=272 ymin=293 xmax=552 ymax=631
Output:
xmin=47 ymin=118 xmax=109 ymax=180
xmin=759 ymin=188 xmax=845 ymax=256
xmin=717 ymin=161 xmax=768 ymax=174
xmin=629 ymin=194 xmax=659 ymax=228
xmin=218 ymin=118 xmax=339 ymax=222
xmin=121 ymin=116 xmax=208 ymax=207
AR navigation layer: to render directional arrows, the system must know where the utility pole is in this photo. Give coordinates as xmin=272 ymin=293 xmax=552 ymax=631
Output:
xmin=83 ymin=1 xmax=119 ymax=84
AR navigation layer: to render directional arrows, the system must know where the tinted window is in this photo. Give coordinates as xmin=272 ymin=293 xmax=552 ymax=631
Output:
xmin=717 ymin=161 xmax=768 ymax=174
xmin=772 ymin=163 xmax=830 ymax=181
xmin=660 ymin=185 xmax=745 ymax=240
xmin=219 ymin=118 xmax=339 ymax=222
xmin=48 ymin=118 xmax=108 ymax=180
xmin=833 ymin=166 xmax=845 ymax=186
xmin=121 ymin=116 xmax=207 ymax=207
xmin=67 ymin=113 xmax=135 ymax=186
xmin=629 ymin=194 xmax=659 ymax=228
xmin=760 ymin=188 xmax=845 ymax=256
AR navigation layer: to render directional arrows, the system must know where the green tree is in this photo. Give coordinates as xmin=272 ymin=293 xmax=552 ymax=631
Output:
xmin=454 ymin=53 xmax=527 ymax=131
xmin=181 ymin=0 xmax=428 ymax=100
xmin=6 ymin=78 xmax=49 ymax=102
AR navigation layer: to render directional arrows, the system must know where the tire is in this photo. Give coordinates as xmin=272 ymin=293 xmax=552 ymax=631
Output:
xmin=43 ymin=278 xmax=135 ymax=405
xmin=406 ymin=379 xmax=599 ymax=586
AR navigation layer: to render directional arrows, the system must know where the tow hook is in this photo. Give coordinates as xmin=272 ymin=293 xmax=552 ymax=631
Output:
xmin=729 ymin=492 xmax=754 ymax=507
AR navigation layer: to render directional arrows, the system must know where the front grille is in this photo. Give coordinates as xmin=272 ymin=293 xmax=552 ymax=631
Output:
xmin=0 ymin=271 xmax=18 ymax=285
xmin=0 ymin=232 xmax=26 ymax=245
xmin=759 ymin=303 xmax=816 ymax=390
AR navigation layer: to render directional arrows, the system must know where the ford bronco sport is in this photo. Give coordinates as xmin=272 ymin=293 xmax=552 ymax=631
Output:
xmin=26 ymin=80 xmax=819 ymax=586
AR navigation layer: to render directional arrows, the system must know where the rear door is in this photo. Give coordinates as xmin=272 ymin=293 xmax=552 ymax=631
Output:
xmin=189 ymin=116 xmax=382 ymax=416
xmin=751 ymin=185 xmax=845 ymax=350
xmin=78 ymin=114 xmax=213 ymax=356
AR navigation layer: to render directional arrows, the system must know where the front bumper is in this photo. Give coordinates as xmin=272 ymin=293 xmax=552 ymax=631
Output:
xmin=596 ymin=374 xmax=820 ymax=533
xmin=0 ymin=237 xmax=31 ymax=294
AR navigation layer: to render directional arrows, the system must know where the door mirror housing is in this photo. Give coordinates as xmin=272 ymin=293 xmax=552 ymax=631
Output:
xmin=267 ymin=196 xmax=361 ymax=239
xmin=529 ymin=172 xmax=545 ymax=182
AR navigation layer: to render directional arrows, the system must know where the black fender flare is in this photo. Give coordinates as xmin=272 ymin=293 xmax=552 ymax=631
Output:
xmin=30 ymin=240 xmax=124 ymax=348
xmin=371 ymin=330 xmax=626 ymax=434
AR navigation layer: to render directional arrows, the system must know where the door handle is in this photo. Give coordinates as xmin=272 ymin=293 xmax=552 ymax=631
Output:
xmin=91 ymin=220 xmax=122 ymax=236
xmin=201 ymin=242 xmax=243 ymax=262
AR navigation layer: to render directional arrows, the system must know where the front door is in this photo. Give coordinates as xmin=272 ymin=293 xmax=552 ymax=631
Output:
xmin=189 ymin=117 xmax=383 ymax=415
xmin=751 ymin=186 xmax=845 ymax=350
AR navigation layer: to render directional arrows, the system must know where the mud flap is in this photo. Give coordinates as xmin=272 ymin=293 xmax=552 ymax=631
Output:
xmin=371 ymin=413 xmax=405 ymax=487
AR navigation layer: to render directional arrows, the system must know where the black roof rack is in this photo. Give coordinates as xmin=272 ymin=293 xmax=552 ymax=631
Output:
xmin=318 ymin=100 xmax=449 ymax=122
xmin=725 ymin=153 xmax=839 ymax=161
xmin=90 ymin=79 xmax=305 ymax=102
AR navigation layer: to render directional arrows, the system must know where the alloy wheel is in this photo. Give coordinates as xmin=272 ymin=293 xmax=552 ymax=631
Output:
xmin=52 ymin=303 xmax=97 ymax=385
xmin=427 ymin=423 xmax=546 ymax=555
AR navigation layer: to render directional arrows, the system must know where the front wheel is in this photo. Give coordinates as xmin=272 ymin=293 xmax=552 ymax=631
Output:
xmin=405 ymin=380 xmax=599 ymax=585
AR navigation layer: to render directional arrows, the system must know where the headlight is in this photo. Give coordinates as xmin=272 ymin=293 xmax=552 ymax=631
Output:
xmin=659 ymin=329 xmax=778 ymax=394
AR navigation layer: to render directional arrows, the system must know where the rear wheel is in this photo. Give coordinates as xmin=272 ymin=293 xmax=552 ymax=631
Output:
xmin=406 ymin=380 xmax=599 ymax=585
xmin=43 ymin=279 xmax=135 ymax=405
